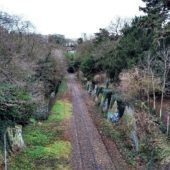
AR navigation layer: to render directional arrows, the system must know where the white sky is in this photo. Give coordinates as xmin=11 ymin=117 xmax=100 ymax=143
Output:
xmin=0 ymin=0 xmax=144 ymax=38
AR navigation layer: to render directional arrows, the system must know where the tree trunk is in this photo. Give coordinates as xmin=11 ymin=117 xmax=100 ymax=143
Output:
xmin=160 ymin=41 xmax=169 ymax=119
xmin=160 ymin=79 xmax=165 ymax=119
xmin=4 ymin=132 xmax=7 ymax=170
xmin=144 ymin=69 xmax=150 ymax=109
xmin=151 ymin=70 xmax=156 ymax=110
xmin=167 ymin=115 xmax=170 ymax=136
xmin=147 ymin=55 xmax=151 ymax=110
xmin=160 ymin=58 xmax=167 ymax=119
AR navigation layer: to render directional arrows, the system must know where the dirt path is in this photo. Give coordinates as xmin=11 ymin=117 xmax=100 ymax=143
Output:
xmin=68 ymin=74 xmax=116 ymax=170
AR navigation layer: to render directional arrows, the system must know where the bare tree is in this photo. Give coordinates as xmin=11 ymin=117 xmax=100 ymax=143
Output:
xmin=146 ymin=52 xmax=158 ymax=110
xmin=158 ymin=40 xmax=170 ymax=119
xmin=107 ymin=17 xmax=131 ymax=36
xmin=139 ymin=51 xmax=161 ymax=111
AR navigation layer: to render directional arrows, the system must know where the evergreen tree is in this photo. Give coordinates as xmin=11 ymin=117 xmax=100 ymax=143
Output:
xmin=140 ymin=0 xmax=168 ymax=26
xmin=139 ymin=0 xmax=169 ymax=49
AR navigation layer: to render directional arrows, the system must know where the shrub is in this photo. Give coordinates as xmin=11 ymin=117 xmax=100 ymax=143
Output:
xmin=0 ymin=83 xmax=35 ymax=126
xmin=80 ymin=56 xmax=95 ymax=77
xmin=35 ymin=55 xmax=62 ymax=97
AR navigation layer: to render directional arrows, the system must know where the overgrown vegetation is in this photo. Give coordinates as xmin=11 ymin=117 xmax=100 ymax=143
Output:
xmin=76 ymin=0 xmax=170 ymax=127
xmin=76 ymin=0 xmax=169 ymax=82
xmin=0 ymin=10 xmax=65 ymax=121
xmin=0 ymin=11 xmax=67 ymax=167
xmin=9 ymin=87 xmax=72 ymax=170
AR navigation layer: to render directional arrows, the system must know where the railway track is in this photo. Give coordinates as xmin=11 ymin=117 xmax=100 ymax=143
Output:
xmin=68 ymin=75 xmax=115 ymax=170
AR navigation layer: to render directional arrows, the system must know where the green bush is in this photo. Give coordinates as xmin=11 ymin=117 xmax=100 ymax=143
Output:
xmin=80 ymin=56 xmax=95 ymax=77
xmin=0 ymin=83 xmax=35 ymax=125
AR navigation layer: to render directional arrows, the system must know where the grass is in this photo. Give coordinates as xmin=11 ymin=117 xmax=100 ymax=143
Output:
xmin=9 ymin=80 xmax=72 ymax=170
xmin=58 ymin=78 xmax=68 ymax=95
xmin=23 ymin=128 xmax=50 ymax=146
xmin=26 ymin=141 xmax=71 ymax=160
xmin=49 ymin=100 xmax=72 ymax=121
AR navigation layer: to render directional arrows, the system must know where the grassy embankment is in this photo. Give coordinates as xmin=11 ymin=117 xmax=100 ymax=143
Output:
xmin=9 ymin=79 xmax=72 ymax=170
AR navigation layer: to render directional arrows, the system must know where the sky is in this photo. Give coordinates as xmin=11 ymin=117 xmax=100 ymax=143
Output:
xmin=0 ymin=0 xmax=144 ymax=39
